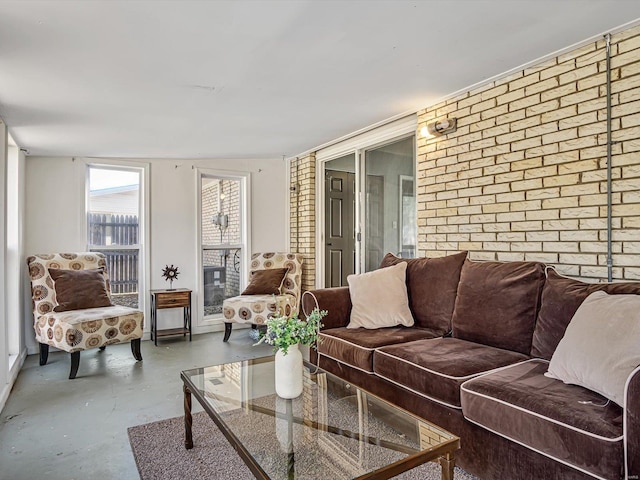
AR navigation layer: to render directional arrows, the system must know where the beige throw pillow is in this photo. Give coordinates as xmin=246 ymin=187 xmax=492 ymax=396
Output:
xmin=546 ymin=291 xmax=640 ymax=406
xmin=346 ymin=262 xmax=414 ymax=329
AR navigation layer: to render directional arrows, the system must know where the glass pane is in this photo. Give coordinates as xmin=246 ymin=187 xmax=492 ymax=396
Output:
xmin=93 ymin=249 xmax=139 ymax=308
xmin=324 ymin=154 xmax=356 ymax=288
xmin=364 ymin=137 xmax=415 ymax=272
xmin=202 ymin=177 xmax=242 ymax=246
xmin=88 ymin=167 xmax=141 ymax=308
xmin=88 ymin=168 xmax=140 ymax=246
xmin=203 ymin=248 xmax=242 ymax=316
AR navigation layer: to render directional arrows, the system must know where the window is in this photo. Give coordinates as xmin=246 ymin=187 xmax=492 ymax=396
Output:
xmin=199 ymin=172 xmax=248 ymax=319
xmin=87 ymin=166 xmax=142 ymax=308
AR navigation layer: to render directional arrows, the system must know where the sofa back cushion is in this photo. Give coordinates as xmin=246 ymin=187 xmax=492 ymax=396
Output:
xmin=452 ymin=260 xmax=546 ymax=354
xmin=379 ymin=251 xmax=467 ymax=335
xmin=531 ymin=267 xmax=640 ymax=360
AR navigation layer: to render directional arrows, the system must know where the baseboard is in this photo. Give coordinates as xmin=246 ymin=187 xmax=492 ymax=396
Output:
xmin=0 ymin=348 xmax=27 ymax=415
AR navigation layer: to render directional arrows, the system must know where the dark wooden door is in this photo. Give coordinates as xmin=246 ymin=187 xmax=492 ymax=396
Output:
xmin=324 ymin=170 xmax=356 ymax=287
xmin=365 ymin=175 xmax=385 ymax=272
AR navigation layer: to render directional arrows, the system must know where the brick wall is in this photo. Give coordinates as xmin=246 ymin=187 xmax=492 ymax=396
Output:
xmin=290 ymin=24 xmax=640 ymax=284
xmin=290 ymin=154 xmax=317 ymax=290
xmin=417 ymin=26 xmax=640 ymax=281
xmin=202 ymin=179 xmax=241 ymax=297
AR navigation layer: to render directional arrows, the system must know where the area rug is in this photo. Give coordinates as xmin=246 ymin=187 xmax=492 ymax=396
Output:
xmin=128 ymin=411 xmax=478 ymax=479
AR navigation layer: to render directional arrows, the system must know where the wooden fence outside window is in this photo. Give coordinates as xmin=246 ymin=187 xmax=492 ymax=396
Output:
xmin=88 ymin=213 xmax=139 ymax=294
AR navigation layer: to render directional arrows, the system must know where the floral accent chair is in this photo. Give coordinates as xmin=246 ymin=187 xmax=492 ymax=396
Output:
xmin=27 ymin=252 xmax=144 ymax=379
xmin=222 ymin=252 xmax=303 ymax=342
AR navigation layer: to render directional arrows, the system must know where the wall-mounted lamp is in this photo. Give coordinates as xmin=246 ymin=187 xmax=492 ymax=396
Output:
xmin=420 ymin=118 xmax=458 ymax=137
xmin=212 ymin=213 xmax=229 ymax=229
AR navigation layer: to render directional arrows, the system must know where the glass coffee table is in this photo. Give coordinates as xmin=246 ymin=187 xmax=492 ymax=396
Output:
xmin=181 ymin=356 xmax=459 ymax=480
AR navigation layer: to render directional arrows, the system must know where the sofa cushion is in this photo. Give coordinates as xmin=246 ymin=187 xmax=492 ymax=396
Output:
xmin=546 ymin=291 xmax=640 ymax=407
xmin=317 ymin=326 xmax=438 ymax=373
xmin=379 ymin=251 xmax=467 ymax=335
xmin=347 ymin=262 xmax=414 ymax=329
xmin=452 ymin=260 xmax=545 ymax=355
xmin=532 ymin=267 xmax=640 ymax=360
xmin=374 ymin=337 xmax=529 ymax=408
xmin=461 ymin=359 xmax=623 ymax=480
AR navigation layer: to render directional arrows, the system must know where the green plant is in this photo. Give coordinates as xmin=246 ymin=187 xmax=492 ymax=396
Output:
xmin=255 ymin=307 xmax=327 ymax=355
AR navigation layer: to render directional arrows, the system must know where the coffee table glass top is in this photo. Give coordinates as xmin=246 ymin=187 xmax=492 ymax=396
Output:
xmin=181 ymin=356 xmax=459 ymax=480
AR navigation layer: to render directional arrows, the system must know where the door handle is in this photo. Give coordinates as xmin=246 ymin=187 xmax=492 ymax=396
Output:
xmin=326 ymin=243 xmax=332 ymax=246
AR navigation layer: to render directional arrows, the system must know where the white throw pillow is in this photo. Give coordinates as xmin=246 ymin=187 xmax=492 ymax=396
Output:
xmin=346 ymin=262 xmax=414 ymax=329
xmin=546 ymin=291 xmax=640 ymax=406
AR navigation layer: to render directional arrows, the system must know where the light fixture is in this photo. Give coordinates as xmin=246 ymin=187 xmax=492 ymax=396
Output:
xmin=212 ymin=213 xmax=228 ymax=229
xmin=421 ymin=118 xmax=458 ymax=137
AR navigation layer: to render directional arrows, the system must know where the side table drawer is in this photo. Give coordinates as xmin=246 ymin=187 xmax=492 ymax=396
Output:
xmin=156 ymin=291 xmax=190 ymax=308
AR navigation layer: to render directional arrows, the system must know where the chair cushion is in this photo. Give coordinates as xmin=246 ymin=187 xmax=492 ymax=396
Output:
xmin=379 ymin=251 xmax=467 ymax=335
xmin=452 ymin=260 xmax=546 ymax=355
xmin=223 ymin=294 xmax=296 ymax=325
xmin=461 ymin=359 xmax=623 ymax=480
xmin=249 ymin=253 xmax=303 ymax=303
xmin=241 ymin=268 xmax=288 ymax=295
xmin=28 ymin=253 xmax=111 ymax=317
xmin=374 ymin=337 xmax=529 ymax=408
xmin=317 ymin=326 xmax=438 ymax=373
xmin=532 ymin=267 xmax=640 ymax=360
xmin=34 ymin=305 xmax=143 ymax=353
xmin=347 ymin=262 xmax=414 ymax=329
xmin=49 ymin=268 xmax=113 ymax=312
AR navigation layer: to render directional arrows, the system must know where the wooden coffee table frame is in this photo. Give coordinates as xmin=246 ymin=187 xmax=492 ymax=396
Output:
xmin=181 ymin=358 xmax=460 ymax=480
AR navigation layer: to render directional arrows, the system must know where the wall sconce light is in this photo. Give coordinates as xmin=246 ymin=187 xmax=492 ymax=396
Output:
xmin=212 ymin=213 xmax=229 ymax=229
xmin=420 ymin=118 xmax=458 ymax=137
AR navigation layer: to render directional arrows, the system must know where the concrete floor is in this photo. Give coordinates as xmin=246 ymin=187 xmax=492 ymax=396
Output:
xmin=0 ymin=330 xmax=274 ymax=480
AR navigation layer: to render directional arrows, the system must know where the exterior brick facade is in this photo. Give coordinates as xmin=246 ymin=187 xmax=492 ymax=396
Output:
xmin=290 ymin=154 xmax=317 ymax=291
xmin=291 ymin=25 xmax=640 ymax=285
xmin=417 ymin=26 xmax=640 ymax=280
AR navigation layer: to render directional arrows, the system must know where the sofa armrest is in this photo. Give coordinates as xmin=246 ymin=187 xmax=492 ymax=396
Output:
xmin=627 ymin=366 xmax=640 ymax=479
xmin=302 ymin=287 xmax=351 ymax=330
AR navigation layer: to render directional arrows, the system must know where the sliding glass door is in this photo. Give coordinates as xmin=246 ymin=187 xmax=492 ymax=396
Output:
xmin=322 ymin=135 xmax=416 ymax=286
xmin=324 ymin=154 xmax=357 ymax=287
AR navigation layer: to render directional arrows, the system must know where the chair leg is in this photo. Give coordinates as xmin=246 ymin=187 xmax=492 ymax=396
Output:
xmin=131 ymin=338 xmax=143 ymax=361
xmin=69 ymin=351 xmax=80 ymax=379
xmin=223 ymin=323 xmax=233 ymax=342
xmin=39 ymin=343 xmax=49 ymax=366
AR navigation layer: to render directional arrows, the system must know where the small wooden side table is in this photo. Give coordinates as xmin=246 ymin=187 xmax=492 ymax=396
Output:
xmin=150 ymin=288 xmax=192 ymax=346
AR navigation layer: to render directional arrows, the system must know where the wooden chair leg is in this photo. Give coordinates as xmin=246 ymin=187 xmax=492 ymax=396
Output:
xmin=223 ymin=322 xmax=233 ymax=342
xmin=131 ymin=338 xmax=143 ymax=361
xmin=39 ymin=343 xmax=49 ymax=366
xmin=69 ymin=351 xmax=80 ymax=379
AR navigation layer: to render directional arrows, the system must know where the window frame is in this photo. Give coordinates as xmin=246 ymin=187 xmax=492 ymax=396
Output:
xmin=196 ymin=168 xmax=251 ymax=326
xmin=85 ymin=161 xmax=149 ymax=322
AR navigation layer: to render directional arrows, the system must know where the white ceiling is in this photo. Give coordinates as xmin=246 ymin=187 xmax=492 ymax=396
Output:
xmin=1 ymin=1 xmax=640 ymax=159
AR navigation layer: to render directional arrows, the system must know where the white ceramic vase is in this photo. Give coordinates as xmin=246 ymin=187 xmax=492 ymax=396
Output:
xmin=274 ymin=344 xmax=303 ymax=399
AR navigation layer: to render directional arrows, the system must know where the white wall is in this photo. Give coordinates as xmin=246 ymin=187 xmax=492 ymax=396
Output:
xmin=24 ymin=156 xmax=288 ymax=354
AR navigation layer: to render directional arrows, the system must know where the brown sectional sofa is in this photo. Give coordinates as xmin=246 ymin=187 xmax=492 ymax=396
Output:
xmin=303 ymin=252 xmax=640 ymax=480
